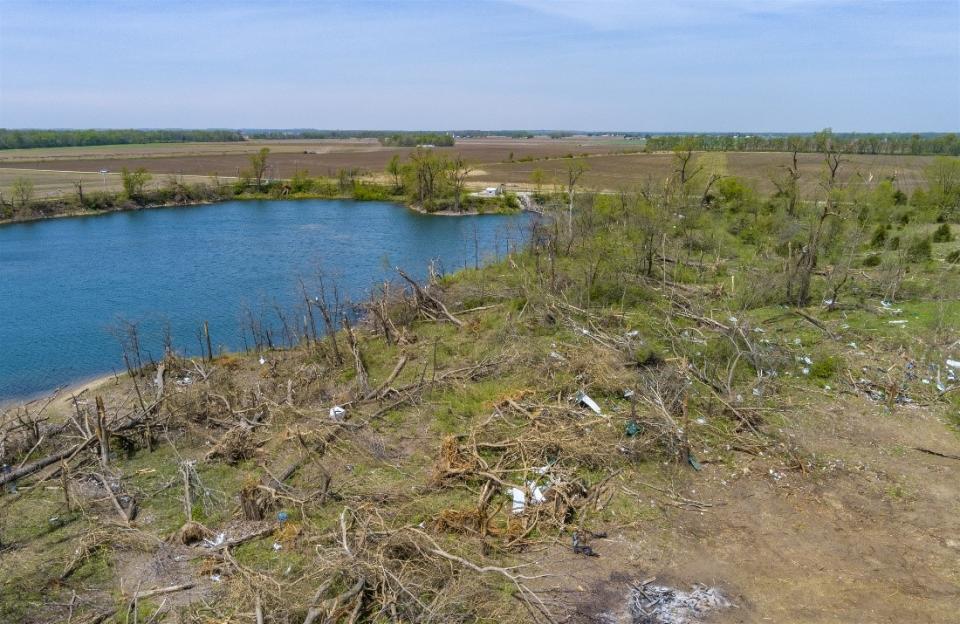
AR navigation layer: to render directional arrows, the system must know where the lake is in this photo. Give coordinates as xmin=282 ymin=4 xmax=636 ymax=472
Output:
xmin=0 ymin=199 xmax=532 ymax=401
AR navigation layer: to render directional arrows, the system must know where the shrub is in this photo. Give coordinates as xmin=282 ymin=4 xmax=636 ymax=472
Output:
xmin=351 ymin=183 xmax=392 ymax=201
xmin=932 ymin=223 xmax=954 ymax=243
xmin=888 ymin=236 xmax=900 ymax=251
xmin=810 ymin=356 xmax=841 ymax=380
xmin=863 ymin=253 xmax=882 ymax=267
xmin=946 ymin=250 xmax=960 ymax=264
xmin=906 ymin=236 xmax=932 ymax=262
xmin=870 ymin=224 xmax=887 ymax=248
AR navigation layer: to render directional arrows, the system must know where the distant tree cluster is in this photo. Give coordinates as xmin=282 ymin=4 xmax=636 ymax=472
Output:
xmin=0 ymin=129 xmax=245 ymax=150
xmin=379 ymin=133 xmax=455 ymax=147
xmin=244 ymin=130 xmax=392 ymax=140
xmin=645 ymin=131 xmax=960 ymax=156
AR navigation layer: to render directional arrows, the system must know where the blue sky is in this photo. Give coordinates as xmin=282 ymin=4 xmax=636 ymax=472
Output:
xmin=0 ymin=0 xmax=957 ymax=131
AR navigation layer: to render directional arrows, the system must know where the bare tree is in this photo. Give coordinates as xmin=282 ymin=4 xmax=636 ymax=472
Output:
xmin=672 ymin=140 xmax=703 ymax=191
xmin=565 ymin=158 xmax=588 ymax=234
xmin=786 ymin=131 xmax=846 ymax=307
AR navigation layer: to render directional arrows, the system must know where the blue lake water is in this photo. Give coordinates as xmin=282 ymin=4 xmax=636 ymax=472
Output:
xmin=0 ymin=199 xmax=532 ymax=400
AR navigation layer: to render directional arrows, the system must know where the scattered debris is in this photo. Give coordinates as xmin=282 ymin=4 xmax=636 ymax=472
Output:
xmin=625 ymin=581 xmax=732 ymax=624
xmin=329 ymin=405 xmax=346 ymax=421
xmin=507 ymin=478 xmax=548 ymax=513
xmin=575 ymin=391 xmax=602 ymax=414
xmin=572 ymin=531 xmax=598 ymax=557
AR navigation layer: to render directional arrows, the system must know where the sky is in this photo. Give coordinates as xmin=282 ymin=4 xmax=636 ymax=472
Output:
xmin=0 ymin=0 xmax=958 ymax=132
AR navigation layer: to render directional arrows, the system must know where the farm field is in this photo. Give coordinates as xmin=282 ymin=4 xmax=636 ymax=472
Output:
xmin=472 ymin=151 xmax=936 ymax=195
xmin=0 ymin=137 xmax=934 ymax=200
xmin=0 ymin=167 xmax=227 ymax=199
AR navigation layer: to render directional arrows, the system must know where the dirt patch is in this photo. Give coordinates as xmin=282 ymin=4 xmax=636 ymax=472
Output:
xmin=544 ymin=393 xmax=960 ymax=623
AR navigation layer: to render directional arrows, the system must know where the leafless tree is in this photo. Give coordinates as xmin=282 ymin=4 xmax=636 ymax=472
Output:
xmin=565 ymin=158 xmax=588 ymax=234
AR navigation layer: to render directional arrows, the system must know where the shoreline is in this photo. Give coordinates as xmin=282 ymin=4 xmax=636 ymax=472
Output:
xmin=0 ymin=370 xmax=122 ymax=410
xmin=1 ymin=192 xmax=539 ymax=228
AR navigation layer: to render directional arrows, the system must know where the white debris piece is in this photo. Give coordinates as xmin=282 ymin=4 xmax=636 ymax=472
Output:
xmin=575 ymin=391 xmax=602 ymax=414
xmin=626 ymin=330 xmax=640 ymax=338
xmin=508 ymin=481 xmax=548 ymax=513
xmin=509 ymin=487 xmax=527 ymax=513
xmin=259 ymin=355 xmax=266 ymax=365
xmin=528 ymin=481 xmax=546 ymax=504
xmin=329 ymin=405 xmax=346 ymax=421
xmin=203 ymin=533 xmax=226 ymax=548
xmin=888 ymin=320 xmax=908 ymax=325
xmin=946 ymin=359 xmax=960 ymax=369
xmin=272 ymin=542 xmax=282 ymax=551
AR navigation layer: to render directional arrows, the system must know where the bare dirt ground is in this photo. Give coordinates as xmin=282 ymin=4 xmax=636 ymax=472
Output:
xmin=0 ymin=137 xmax=933 ymax=199
xmin=0 ymin=137 xmax=620 ymax=180
xmin=541 ymin=393 xmax=960 ymax=623
xmin=474 ymin=151 xmax=934 ymax=195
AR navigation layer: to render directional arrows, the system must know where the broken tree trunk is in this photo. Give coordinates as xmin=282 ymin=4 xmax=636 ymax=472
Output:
xmin=343 ymin=318 xmax=370 ymax=398
xmin=180 ymin=462 xmax=193 ymax=522
xmin=396 ymin=268 xmax=464 ymax=327
xmin=0 ymin=394 xmax=164 ymax=488
xmin=0 ymin=436 xmax=97 ymax=487
xmin=95 ymin=395 xmax=109 ymax=468
xmin=94 ymin=472 xmax=133 ymax=523
xmin=364 ymin=354 xmax=407 ymax=401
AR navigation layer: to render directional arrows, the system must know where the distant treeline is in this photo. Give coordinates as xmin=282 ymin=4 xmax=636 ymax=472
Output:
xmin=0 ymin=129 xmax=245 ymax=150
xmin=244 ymin=129 xmax=455 ymax=147
xmin=644 ymin=132 xmax=960 ymax=156
xmin=245 ymin=129 xmax=394 ymax=140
